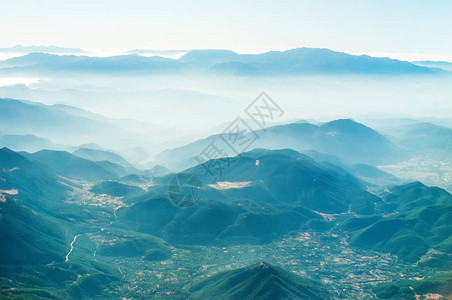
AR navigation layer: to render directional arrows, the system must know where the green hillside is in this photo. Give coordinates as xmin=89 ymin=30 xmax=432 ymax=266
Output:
xmin=187 ymin=262 xmax=331 ymax=300
xmin=345 ymin=182 xmax=452 ymax=266
xmin=22 ymin=149 xmax=129 ymax=181
xmin=90 ymin=180 xmax=145 ymax=197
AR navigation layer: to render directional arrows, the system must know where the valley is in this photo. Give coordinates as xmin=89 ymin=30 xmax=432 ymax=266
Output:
xmin=92 ymin=230 xmax=434 ymax=299
xmin=380 ymin=156 xmax=452 ymax=193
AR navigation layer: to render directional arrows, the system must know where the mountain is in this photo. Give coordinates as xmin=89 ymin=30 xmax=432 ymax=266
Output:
xmin=155 ymin=119 xmax=398 ymax=171
xmin=303 ymin=150 xmax=400 ymax=188
xmin=179 ymin=48 xmax=442 ymax=75
xmin=0 ymin=201 xmax=120 ymax=298
xmin=343 ymin=182 xmax=452 ymax=266
xmin=179 ymin=49 xmax=241 ymax=68
xmin=21 ymin=150 xmax=130 ymax=181
xmin=255 ymin=119 xmax=398 ymax=164
xmin=118 ymin=196 xmax=325 ymax=245
xmin=385 ymin=122 xmax=452 ymax=158
xmin=0 ymin=148 xmax=135 ymax=298
xmin=0 ymin=45 xmax=87 ymax=54
xmin=186 ymin=262 xmax=331 ymax=300
xmin=0 ymin=148 xmax=72 ymax=265
xmin=90 ymin=181 xmax=145 ymax=197
xmin=0 ymin=98 xmax=120 ymax=146
xmin=73 ymin=147 xmax=134 ymax=169
xmin=412 ymin=60 xmax=452 ymax=72
xmin=0 ymin=53 xmax=185 ymax=75
xmin=0 ymin=196 xmax=69 ymax=265
xmin=0 ymin=147 xmax=70 ymax=209
xmin=0 ymin=98 xmax=157 ymax=155
xmin=185 ymin=148 xmax=380 ymax=214
xmin=95 ymin=232 xmax=171 ymax=261
xmin=0 ymin=133 xmax=62 ymax=153
xmin=378 ymin=181 xmax=452 ymax=213
xmin=126 ymin=49 xmax=188 ymax=56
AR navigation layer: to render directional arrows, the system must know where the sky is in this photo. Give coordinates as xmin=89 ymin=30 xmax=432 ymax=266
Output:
xmin=1 ymin=0 xmax=452 ymax=60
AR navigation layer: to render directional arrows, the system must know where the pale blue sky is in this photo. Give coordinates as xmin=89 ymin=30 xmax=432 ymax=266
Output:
xmin=1 ymin=0 xmax=451 ymax=60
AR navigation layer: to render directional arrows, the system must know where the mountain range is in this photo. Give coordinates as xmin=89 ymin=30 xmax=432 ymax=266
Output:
xmin=413 ymin=60 xmax=452 ymax=72
xmin=73 ymin=147 xmax=134 ymax=169
xmin=20 ymin=149 xmax=136 ymax=181
xmin=0 ymin=48 xmax=448 ymax=75
xmin=0 ymin=133 xmax=62 ymax=153
xmin=180 ymin=48 xmax=444 ymax=75
xmin=0 ymin=98 xmax=122 ymax=146
xmin=0 ymin=97 xmax=164 ymax=161
xmin=119 ymin=148 xmax=397 ymax=246
xmin=155 ymin=119 xmax=399 ymax=171
xmin=0 ymin=45 xmax=87 ymax=54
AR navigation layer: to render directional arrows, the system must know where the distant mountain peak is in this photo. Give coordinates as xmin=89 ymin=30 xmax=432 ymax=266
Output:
xmin=0 ymin=147 xmax=28 ymax=163
xmin=0 ymin=44 xmax=87 ymax=54
xmin=250 ymin=261 xmax=274 ymax=271
xmin=181 ymin=49 xmax=239 ymax=57
xmin=321 ymin=118 xmax=382 ymax=135
xmin=322 ymin=118 xmax=359 ymax=127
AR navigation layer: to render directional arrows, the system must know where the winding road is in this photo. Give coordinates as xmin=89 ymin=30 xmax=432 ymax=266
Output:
xmin=65 ymin=235 xmax=79 ymax=262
